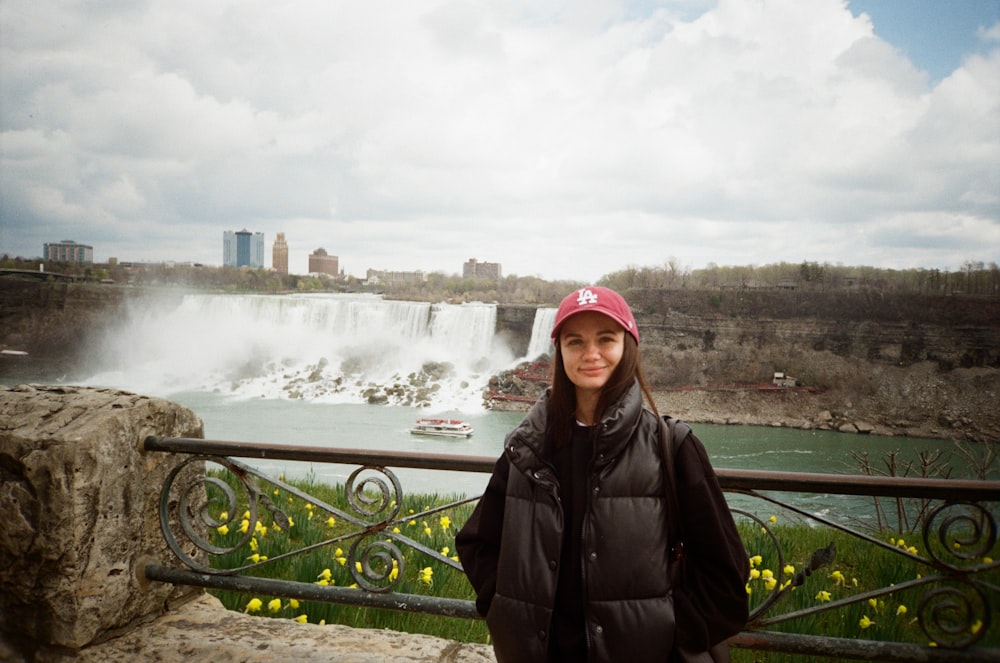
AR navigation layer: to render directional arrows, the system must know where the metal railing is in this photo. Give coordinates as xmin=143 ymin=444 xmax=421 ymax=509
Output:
xmin=142 ymin=435 xmax=1000 ymax=662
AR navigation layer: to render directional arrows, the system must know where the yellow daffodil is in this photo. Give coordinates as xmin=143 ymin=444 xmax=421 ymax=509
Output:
xmin=984 ymin=556 xmax=993 ymax=563
xmin=815 ymin=590 xmax=832 ymax=602
xmin=859 ymin=615 xmax=874 ymax=629
xmin=249 ymin=537 xmax=259 ymax=552
xmin=829 ymin=570 xmax=845 ymax=586
xmin=268 ymin=598 xmax=282 ymax=613
xmin=424 ymin=526 xmax=432 ymax=537
xmin=440 ymin=515 xmax=452 ymax=529
xmin=243 ymin=510 xmax=251 ymax=519
xmin=326 ymin=516 xmax=336 ymax=528
xmin=452 ymin=555 xmax=460 ymax=562
xmin=305 ymin=503 xmax=314 ymax=511
xmin=317 ymin=568 xmax=332 ymax=581
xmin=392 ymin=527 xmax=401 ymax=533
xmin=779 ymin=580 xmax=791 ymax=591
xmin=216 ymin=524 xmax=230 ymax=536
xmin=906 ymin=546 xmax=918 ymax=555
xmin=294 ymin=614 xmax=308 ymax=623
xmin=389 ymin=561 xmax=399 ymax=583
xmin=749 ymin=555 xmax=763 ymax=567
xmin=749 ymin=568 xmax=761 ymax=580
xmin=245 ymin=598 xmax=263 ymax=613
xmin=408 ymin=519 xmax=417 ymax=527
xmin=273 ymin=488 xmax=279 ymax=497
xmin=896 ymin=605 xmax=907 ymax=616
xmin=745 ymin=584 xmax=753 ymax=595
xmin=355 ymin=561 xmax=363 ymax=573
xmin=219 ymin=511 xmax=228 ymax=521
xmin=239 ymin=519 xmax=250 ymax=534
xmin=971 ymin=620 xmax=983 ymax=634
xmin=419 ymin=567 xmax=433 ymax=585
xmin=440 ymin=546 xmax=450 ymax=556
xmin=764 ymin=577 xmax=777 ymax=591
xmin=760 ymin=569 xmax=774 ymax=580
xmin=315 ymin=579 xmax=329 ymax=586
xmin=852 ymin=577 xmax=858 ymax=587
xmin=868 ymin=598 xmax=878 ymax=610
xmin=335 ymin=548 xmax=344 ymax=557
xmin=783 ymin=564 xmax=795 ymax=576
xmin=769 ymin=515 xmax=777 ymax=523
xmin=247 ymin=553 xmax=262 ymax=564
xmin=336 ymin=557 xmax=347 ymax=566
xmin=288 ymin=599 xmax=299 ymax=609
xmin=409 ymin=508 xmax=415 ymax=514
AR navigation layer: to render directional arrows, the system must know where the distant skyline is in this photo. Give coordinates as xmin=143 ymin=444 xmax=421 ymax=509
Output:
xmin=2 ymin=0 xmax=998 ymax=282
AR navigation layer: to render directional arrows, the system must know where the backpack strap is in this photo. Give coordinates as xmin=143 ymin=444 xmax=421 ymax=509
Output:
xmin=658 ymin=415 xmax=690 ymax=570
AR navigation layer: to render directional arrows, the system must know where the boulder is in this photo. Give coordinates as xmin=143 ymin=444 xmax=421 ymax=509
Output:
xmin=0 ymin=384 xmax=205 ymax=657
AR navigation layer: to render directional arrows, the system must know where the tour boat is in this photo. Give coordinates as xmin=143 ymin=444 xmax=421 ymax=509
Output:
xmin=409 ymin=418 xmax=474 ymax=438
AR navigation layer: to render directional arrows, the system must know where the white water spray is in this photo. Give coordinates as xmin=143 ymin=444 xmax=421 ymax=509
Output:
xmin=85 ymin=293 xmax=523 ymax=411
xmin=525 ymin=307 xmax=557 ymax=360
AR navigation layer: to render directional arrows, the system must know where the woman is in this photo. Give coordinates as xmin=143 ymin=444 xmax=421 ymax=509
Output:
xmin=456 ymin=286 xmax=749 ymax=663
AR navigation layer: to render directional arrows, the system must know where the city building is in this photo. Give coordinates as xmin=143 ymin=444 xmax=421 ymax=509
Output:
xmin=463 ymin=258 xmax=501 ymax=280
xmin=223 ymin=229 xmax=265 ymax=268
xmin=364 ymin=268 xmax=426 ymax=286
xmin=308 ymin=248 xmax=339 ymax=276
xmin=43 ymin=240 xmax=93 ymax=264
xmin=272 ymin=233 xmax=289 ymax=274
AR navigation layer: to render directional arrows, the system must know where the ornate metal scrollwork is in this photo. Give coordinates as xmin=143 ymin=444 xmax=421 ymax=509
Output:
xmin=345 ymin=465 xmax=403 ymax=523
xmin=922 ymin=501 xmax=998 ymax=567
xmin=917 ymin=582 xmax=990 ymax=649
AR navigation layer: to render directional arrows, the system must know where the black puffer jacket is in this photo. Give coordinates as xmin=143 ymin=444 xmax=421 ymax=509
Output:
xmin=456 ymin=381 xmax=749 ymax=663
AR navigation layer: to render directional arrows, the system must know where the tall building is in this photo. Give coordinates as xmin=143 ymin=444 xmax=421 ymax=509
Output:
xmin=43 ymin=240 xmax=93 ymax=264
xmin=272 ymin=233 xmax=289 ymax=274
xmin=308 ymin=248 xmax=339 ymax=276
xmin=463 ymin=258 xmax=502 ymax=280
xmin=223 ymin=229 xmax=265 ymax=267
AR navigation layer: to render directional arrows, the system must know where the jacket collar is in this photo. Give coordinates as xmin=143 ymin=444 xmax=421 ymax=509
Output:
xmin=504 ymin=380 xmax=645 ymax=476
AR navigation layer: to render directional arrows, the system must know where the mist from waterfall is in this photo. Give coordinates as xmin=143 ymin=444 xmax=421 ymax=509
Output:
xmin=84 ymin=293 xmax=520 ymax=411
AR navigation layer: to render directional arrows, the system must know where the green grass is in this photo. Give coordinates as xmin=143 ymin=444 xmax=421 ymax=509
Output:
xmin=201 ymin=471 xmax=998 ymax=659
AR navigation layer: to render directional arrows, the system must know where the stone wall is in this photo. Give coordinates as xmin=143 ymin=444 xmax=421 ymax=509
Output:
xmin=0 ymin=385 xmax=205 ymax=661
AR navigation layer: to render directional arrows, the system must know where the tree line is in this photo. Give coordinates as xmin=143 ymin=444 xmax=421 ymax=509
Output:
xmin=2 ymin=255 xmax=997 ymax=301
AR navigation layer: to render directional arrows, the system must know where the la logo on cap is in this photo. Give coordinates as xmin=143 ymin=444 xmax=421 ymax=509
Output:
xmin=576 ymin=288 xmax=598 ymax=305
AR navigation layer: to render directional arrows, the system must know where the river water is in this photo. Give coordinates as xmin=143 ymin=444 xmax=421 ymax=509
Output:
xmin=3 ymin=292 xmax=969 ymax=526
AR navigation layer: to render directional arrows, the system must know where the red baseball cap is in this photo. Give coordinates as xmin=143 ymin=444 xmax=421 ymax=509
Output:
xmin=551 ymin=286 xmax=639 ymax=344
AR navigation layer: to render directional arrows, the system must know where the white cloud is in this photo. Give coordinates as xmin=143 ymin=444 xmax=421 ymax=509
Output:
xmin=1 ymin=0 xmax=997 ymax=279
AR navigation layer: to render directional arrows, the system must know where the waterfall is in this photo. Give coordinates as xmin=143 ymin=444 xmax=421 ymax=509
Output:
xmin=84 ymin=293 xmax=513 ymax=411
xmin=525 ymin=307 xmax=558 ymax=360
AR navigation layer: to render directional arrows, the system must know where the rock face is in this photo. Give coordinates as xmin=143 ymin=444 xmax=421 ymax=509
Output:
xmin=0 ymin=385 xmax=205 ymax=660
xmin=71 ymin=593 xmax=496 ymax=663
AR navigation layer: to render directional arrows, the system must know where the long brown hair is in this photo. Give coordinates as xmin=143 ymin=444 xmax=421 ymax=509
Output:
xmin=547 ymin=332 xmax=658 ymax=447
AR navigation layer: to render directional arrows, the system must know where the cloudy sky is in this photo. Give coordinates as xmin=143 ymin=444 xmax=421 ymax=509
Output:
xmin=2 ymin=0 xmax=998 ymax=282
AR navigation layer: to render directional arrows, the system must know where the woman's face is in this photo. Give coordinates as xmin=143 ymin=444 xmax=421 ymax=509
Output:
xmin=558 ymin=311 xmax=625 ymax=396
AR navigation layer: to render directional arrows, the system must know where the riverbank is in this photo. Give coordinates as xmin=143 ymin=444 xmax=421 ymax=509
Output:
xmin=653 ymin=361 xmax=1000 ymax=443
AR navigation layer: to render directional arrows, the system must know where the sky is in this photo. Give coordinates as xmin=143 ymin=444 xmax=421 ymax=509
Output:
xmin=1 ymin=0 xmax=998 ymax=282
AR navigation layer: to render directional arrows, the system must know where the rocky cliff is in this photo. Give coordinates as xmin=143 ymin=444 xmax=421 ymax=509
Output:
xmin=2 ymin=277 xmax=997 ymax=443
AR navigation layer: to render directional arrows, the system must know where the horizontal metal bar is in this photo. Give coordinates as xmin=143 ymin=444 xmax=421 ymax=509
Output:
xmin=143 ymin=436 xmax=1000 ymax=500
xmin=143 ymin=436 xmax=497 ymax=473
xmin=145 ymin=563 xmax=999 ymax=662
xmin=144 ymin=564 xmax=481 ymax=620
xmin=728 ymin=630 xmax=1000 ymax=663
